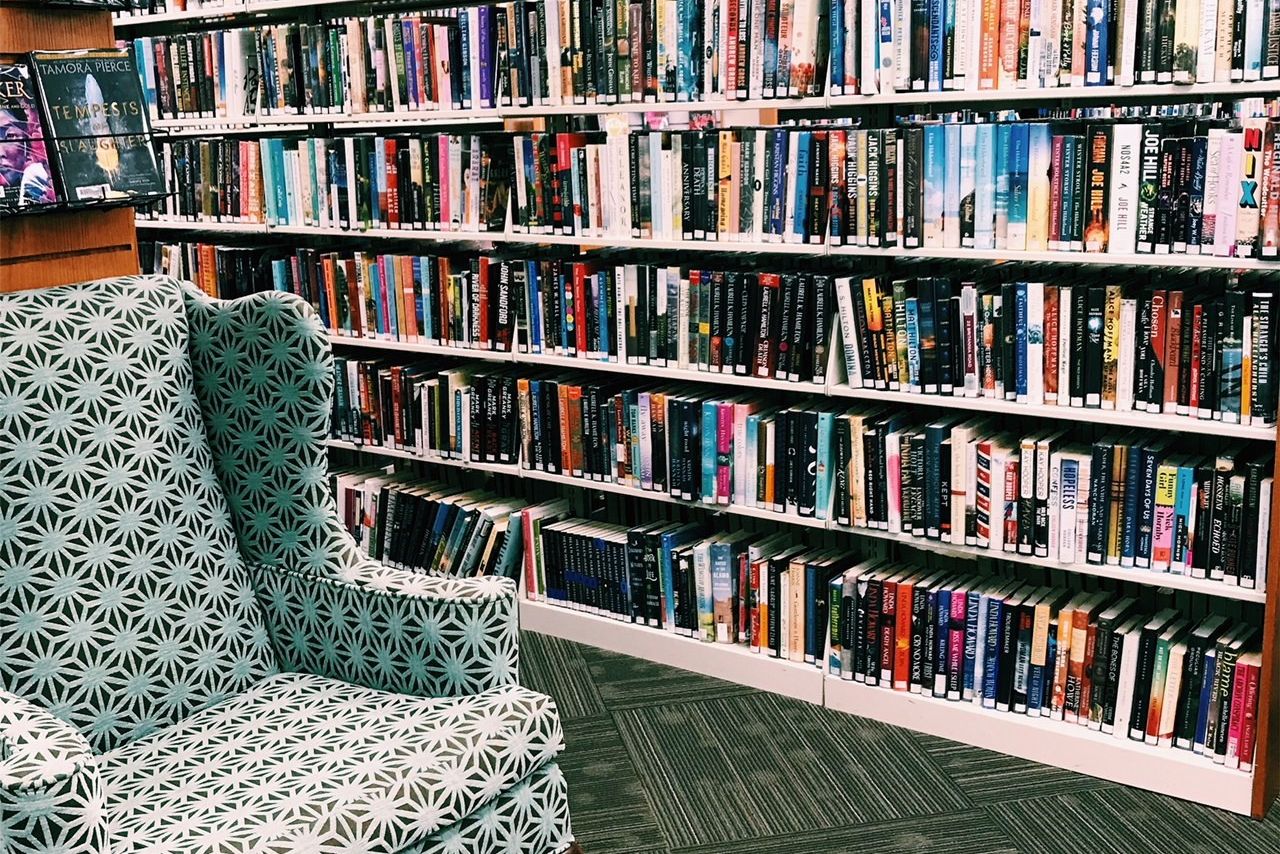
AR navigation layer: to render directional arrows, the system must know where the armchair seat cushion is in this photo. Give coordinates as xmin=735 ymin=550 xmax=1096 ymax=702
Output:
xmin=96 ymin=672 xmax=565 ymax=853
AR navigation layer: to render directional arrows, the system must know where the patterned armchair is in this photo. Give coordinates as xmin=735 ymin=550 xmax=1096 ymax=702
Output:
xmin=0 ymin=276 xmax=572 ymax=853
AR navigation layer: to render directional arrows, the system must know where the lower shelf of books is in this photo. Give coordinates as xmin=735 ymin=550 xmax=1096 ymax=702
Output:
xmin=518 ymin=598 xmax=825 ymax=704
xmin=517 ymin=598 xmax=1257 ymax=816
xmin=824 ymin=678 xmax=1255 ymax=815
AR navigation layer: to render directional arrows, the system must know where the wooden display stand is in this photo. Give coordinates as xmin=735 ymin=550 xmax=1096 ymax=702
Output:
xmin=0 ymin=3 xmax=141 ymax=293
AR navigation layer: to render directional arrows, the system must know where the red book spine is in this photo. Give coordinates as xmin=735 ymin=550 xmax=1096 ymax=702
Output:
xmin=947 ymin=591 xmax=966 ymax=697
xmin=1002 ymin=458 xmax=1020 ymax=550
xmin=385 ymin=139 xmax=399 ymax=227
xmin=1188 ymin=303 xmax=1204 ymax=412
xmin=477 ymin=257 xmax=491 ymax=348
xmin=574 ymin=263 xmax=589 ymax=356
xmin=879 ymin=579 xmax=898 ymax=683
xmin=715 ymin=401 xmax=733 ymax=502
xmin=1239 ymin=661 xmax=1262 ymax=771
xmin=893 ymin=580 xmax=914 ymax=690
xmin=1044 ymin=285 xmax=1060 ymax=402
xmin=737 ymin=552 xmax=750 ymax=643
xmin=749 ymin=559 xmax=762 ymax=651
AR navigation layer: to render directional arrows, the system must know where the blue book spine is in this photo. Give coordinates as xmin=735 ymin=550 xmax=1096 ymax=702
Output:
xmin=815 ymin=411 xmax=835 ymax=520
xmin=793 ymin=132 xmax=813 ymax=240
xmin=660 ymin=537 xmax=677 ymax=630
xmin=768 ymin=130 xmax=789 ymax=237
xmin=935 ymin=588 xmax=951 ymax=694
xmin=963 ymin=591 xmax=981 ymax=697
xmin=974 ymin=125 xmax=996 ymax=249
xmin=1015 ymin=282 xmax=1029 ymax=400
xmin=269 ymin=140 xmax=287 ymax=225
xmin=371 ymin=258 xmax=384 ymax=335
xmin=366 ymin=143 xmax=379 ymax=227
xmin=928 ymin=0 xmax=945 ymax=90
xmin=923 ymin=124 xmax=945 ymax=244
xmin=829 ymin=0 xmax=845 ymax=90
xmin=1121 ymin=444 xmax=1143 ymax=565
xmin=1008 ymin=123 xmax=1030 ymax=245
xmin=1194 ymin=652 xmax=1218 ymax=751
xmin=982 ymin=597 xmax=1003 ymax=708
xmin=478 ymin=8 xmax=494 ymax=108
xmin=458 ymin=9 xmax=472 ymax=107
xmin=701 ymin=400 xmax=718 ymax=501
xmin=1173 ymin=462 xmax=1194 ymax=566
xmin=1042 ymin=633 xmax=1057 ymax=712
xmin=271 ymin=258 xmax=287 ymax=291
xmin=526 ymin=259 xmax=542 ymax=352
xmin=402 ymin=21 xmax=418 ymax=108
xmin=905 ymin=298 xmax=922 ymax=390
xmin=677 ymin=0 xmax=697 ymax=100
xmin=710 ymin=541 xmax=734 ymax=642
xmin=828 ymin=575 xmax=844 ymax=674
xmin=414 ymin=257 xmax=427 ymax=338
xmin=597 ymin=272 xmax=610 ymax=360
xmin=764 ymin=7 xmax=779 ymax=92
xmin=746 ymin=414 xmax=759 ymax=497
xmin=560 ymin=268 xmax=572 ymax=352
xmin=383 ymin=258 xmax=398 ymax=339
xmin=1085 ymin=0 xmax=1108 ymax=84
xmin=993 ymin=124 xmax=1011 ymax=243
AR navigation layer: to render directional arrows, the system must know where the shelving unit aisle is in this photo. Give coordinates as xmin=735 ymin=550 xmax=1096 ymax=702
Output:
xmin=822 ymin=678 xmax=1256 ymax=815
xmin=518 ymin=599 xmax=826 ymax=704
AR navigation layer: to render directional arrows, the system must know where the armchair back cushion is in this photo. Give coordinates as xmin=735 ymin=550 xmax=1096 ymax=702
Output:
xmin=0 ymin=277 xmax=276 ymax=754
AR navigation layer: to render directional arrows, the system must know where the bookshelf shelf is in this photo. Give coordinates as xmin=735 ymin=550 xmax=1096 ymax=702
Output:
xmin=323 ymin=336 xmax=1278 ymax=442
xmin=516 ymin=598 xmax=1254 ymax=814
xmin=822 ymin=677 xmax=1256 ymax=815
xmin=138 ymin=218 xmax=1280 ymax=270
xmin=518 ymin=598 xmax=826 ymax=703
xmin=323 ymin=438 xmax=1268 ymax=603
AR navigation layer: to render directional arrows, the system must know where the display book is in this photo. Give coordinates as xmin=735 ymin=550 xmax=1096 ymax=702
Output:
xmin=123 ymin=0 xmax=1279 ymax=124
xmin=0 ymin=48 xmax=161 ymax=212
xmin=325 ymin=461 xmax=1269 ymax=777
xmin=138 ymin=99 xmax=1280 ymax=262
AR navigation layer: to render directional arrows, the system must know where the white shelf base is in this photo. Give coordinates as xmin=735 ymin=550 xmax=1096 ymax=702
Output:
xmin=824 ymin=678 xmax=1255 ymax=815
xmin=519 ymin=599 xmax=825 ymax=704
xmin=516 ymin=599 xmax=1254 ymax=814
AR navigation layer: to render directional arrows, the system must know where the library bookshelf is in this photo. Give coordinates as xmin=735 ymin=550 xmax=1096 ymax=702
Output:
xmin=123 ymin=0 xmax=1280 ymax=819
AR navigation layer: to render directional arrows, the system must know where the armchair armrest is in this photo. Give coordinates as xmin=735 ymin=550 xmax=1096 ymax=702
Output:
xmin=251 ymin=544 xmax=520 ymax=698
xmin=1 ymin=692 xmax=109 ymax=854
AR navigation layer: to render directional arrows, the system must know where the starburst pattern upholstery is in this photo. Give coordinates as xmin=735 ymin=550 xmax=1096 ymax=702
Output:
xmin=0 ymin=276 xmax=571 ymax=853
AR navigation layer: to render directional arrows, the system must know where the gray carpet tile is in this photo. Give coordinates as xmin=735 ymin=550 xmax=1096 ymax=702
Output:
xmin=581 ymin=645 xmax=760 ymax=711
xmin=916 ymin=733 xmax=1122 ymax=804
xmin=517 ymin=630 xmax=1277 ymax=854
xmin=987 ymin=788 xmax=1280 ymax=854
xmin=673 ymin=810 xmax=1020 ymax=854
xmin=557 ymin=714 xmax=669 ymax=853
xmin=519 ymin=631 xmax=607 ymax=720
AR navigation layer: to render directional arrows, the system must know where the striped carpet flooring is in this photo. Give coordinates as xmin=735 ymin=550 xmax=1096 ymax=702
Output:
xmin=518 ymin=630 xmax=1280 ymax=854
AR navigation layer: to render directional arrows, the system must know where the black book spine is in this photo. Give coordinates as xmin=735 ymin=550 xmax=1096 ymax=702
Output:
xmin=798 ymin=410 xmax=820 ymax=517
xmin=1087 ymin=439 xmax=1114 ymax=563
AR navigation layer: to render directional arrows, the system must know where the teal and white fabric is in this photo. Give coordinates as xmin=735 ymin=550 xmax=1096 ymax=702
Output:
xmin=0 ymin=275 xmax=571 ymax=853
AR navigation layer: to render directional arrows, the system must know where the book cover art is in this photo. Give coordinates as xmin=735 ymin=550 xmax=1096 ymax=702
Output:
xmin=0 ymin=56 xmax=57 ymax=211
xmin=31 ymin=49 xmax=161 ymax=201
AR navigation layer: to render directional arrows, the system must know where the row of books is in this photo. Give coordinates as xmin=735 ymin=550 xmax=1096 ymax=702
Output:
xmin=141 ymin=240 xmax=273 ymax=299
xmin=332 ymin=468 xmax=544 ymax=578
xmin=146 ymin=132 xmax=513 ymax=231
xmin=144 ymin=114 xmax=1280 ymax=260
xmin=328 ymin=359 xmax=1273 ymax=589
xmin=835 ymin=274 xmax=1280 ymax=426
xmin=173 ymin=240 xmax=1280 ymax=425
xmin=125 ymin=0 xmax=1280 ymax=123
xmin=0 ymin=49 xmax=161 ymax=211
xmin=527 ymin=516 xmax=1263 ymax=771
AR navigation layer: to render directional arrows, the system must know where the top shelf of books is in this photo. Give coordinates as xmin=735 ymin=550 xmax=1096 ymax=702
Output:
xmin=118 ymin=0 xmax=1280 ymax=112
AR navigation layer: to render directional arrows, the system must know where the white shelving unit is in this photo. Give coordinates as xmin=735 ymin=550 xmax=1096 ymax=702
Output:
xmin=823 ymin=678 xmax=1256 ymax=815
xmin=515 ymin=599 xmax=1255 ymax=814
xmin=136 ymin=217 xmax=1280 ymax=270
xmin=519 ymin=599 xmax=826 ymax=703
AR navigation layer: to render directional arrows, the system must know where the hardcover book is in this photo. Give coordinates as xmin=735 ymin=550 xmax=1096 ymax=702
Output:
xmin=0 ymin=56 xmax=57 ymax=211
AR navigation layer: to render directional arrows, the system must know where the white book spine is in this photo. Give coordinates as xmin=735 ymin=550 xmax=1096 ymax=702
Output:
xmin=1116 ymin=298 xmax=1137 ymax=411
xmin=862 ymin=0 xmax=880 ymax=93
xmin=1108 ymin=124 xmax=1142 ymax=254
xmin=1058 ymin=455 xmax=1078 ymax=563
xmin=1027 ymin=283 xmax=1045 ymax=406
xmin=1197 ymin=0 xmax=1221 ymax=81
